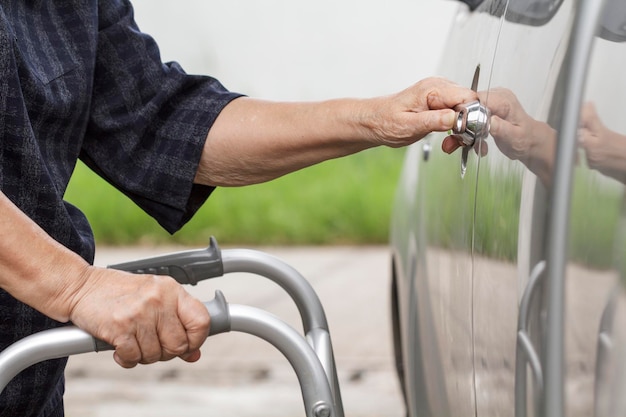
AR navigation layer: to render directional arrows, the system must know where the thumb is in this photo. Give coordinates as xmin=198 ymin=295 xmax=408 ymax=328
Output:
xmin=411 ymin=109 xmax=456 ymax=134
xmin=180 ymin=349 xmax=202 ymax=363
xmin=177 ymin=292 xmax=211 ymax=352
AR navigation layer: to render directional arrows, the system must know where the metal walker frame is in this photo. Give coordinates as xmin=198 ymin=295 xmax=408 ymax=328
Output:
xmin=0 ymin=237 xmax=344 ymax=417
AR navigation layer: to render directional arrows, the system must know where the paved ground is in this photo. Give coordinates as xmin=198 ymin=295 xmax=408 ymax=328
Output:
xmin=63 ymin=245 xmax=405 ymax=417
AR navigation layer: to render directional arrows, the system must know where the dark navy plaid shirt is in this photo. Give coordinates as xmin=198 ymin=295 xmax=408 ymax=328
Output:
xmin=0 ymin=1 xmax=241 ymax=415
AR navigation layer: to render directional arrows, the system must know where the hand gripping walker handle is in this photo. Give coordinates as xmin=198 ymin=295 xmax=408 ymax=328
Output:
xmin=0 ymin=291 xmax=337 ymax=417
xmin=89 ymin=290 xmax=231 ymax=352
xmin=108 ymin=239 xmax=343 ymax=417
xmin=0 ymin=291 xmax=231 ymax=388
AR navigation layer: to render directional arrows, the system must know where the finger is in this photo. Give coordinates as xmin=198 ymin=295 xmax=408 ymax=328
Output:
xmin=413 ymin=109 xmax=456 ymax=133
xmin=180 ymin=349 xmax=202 ymax=363
xmin=177 ymin=293 xmax=211 ymax=354
xmin=426 ymin=78 xmax=478 ymax=110
xmin=113 ymin=335 xmax=142 ymax=369
xmin=157 ymin=312 xmax=189 ymax=361
xmin=442 ymin=136 xmax=463 ymax=154
xmin=427 ymin=84 xmax=478 ymax=110
xmin=388 ymin=109 xmax=458 ymax=147
xmin=136 ymin=322 xmax=162 ymax=364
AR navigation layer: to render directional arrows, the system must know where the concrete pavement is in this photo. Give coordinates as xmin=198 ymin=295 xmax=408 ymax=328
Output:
xmin=63 ymin=245 xmax=405 ymax=417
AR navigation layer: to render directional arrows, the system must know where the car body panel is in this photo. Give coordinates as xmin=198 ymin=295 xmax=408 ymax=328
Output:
xmin=389 ymin=0 xmax=626 ymax=416
xmin=472 ymin=1 xmax=575 ymax=415
xmin=391 ymin=2 xmax=505 ymax=414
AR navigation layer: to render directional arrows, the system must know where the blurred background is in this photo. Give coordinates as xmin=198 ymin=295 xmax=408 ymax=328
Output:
xmin=66 ymin=0 xmax=460 ymax=247
xmin=132 ymin=0 xmax=458 ymax=100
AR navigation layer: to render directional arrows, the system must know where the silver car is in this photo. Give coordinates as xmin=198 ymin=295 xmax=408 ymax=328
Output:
xmin=388 ymin=0 xmax=626 ymax=416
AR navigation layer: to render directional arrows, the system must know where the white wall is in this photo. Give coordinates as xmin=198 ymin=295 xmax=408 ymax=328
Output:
xmin=131 ymin=0 xmax=459 ymax=100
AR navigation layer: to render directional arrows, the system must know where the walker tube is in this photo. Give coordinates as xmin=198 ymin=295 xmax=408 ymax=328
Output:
xmin=0 ymin=327 xmax=98 ymax=392
xmin=229 ymin=304 xmax=336 ymax=417
xmin=221 ymin=249 xmax=344 ymax=417
xmin=0 ymin=297 xmax=337 ymax=417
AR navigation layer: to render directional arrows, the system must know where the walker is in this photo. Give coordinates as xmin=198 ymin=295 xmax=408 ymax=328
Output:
xmin=0 ymin=237 xmax=344 ymax=417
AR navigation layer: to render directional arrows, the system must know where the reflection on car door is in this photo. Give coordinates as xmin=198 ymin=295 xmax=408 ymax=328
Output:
xmin=390 ymin=2 xmax=504 ymax=416
xmin=470 ymin=0 xmax=626 ymax=415
xmin=470 ymin=0 xmax=574 ymax=415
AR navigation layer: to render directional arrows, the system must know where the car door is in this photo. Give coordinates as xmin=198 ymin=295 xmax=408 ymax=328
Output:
xmin=469 ymin=0 xmax=573 ymax=415
xmin=470 ymin=0 xmax=626 ymax=416
xmin=391 ymin=1 xmax=626 ymax=416
xmin=389 ymin=2 xmax=504 ymax=416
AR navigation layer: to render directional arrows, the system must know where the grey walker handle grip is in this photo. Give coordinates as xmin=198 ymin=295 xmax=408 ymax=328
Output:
xmin=92 ymin=290 xmax=231 ymax=352
xmin=205 ymin=290 xmax=231 ymax=336
xmin=109 ymin=236 xmax=223 ymax=285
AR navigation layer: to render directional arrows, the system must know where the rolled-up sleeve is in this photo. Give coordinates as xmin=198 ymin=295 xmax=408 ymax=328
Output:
xmin=81 ymin=0 xmax=242 ymax=233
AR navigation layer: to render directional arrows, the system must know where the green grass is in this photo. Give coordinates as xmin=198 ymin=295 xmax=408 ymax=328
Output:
xmin=64 ymin=147 xmax=406 ymax=246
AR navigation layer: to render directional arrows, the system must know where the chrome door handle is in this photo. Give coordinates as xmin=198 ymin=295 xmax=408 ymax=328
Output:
xmin=451 ymin=100 xmax=491 ymax=148
xmin=449 ymin=65 xmax=491 ymax=178
xmin=451 ymin=100 xmax=490 ymax=178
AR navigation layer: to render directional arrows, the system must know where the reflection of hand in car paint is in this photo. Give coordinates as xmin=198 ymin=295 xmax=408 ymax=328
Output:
xmin=443 ymin=89 xmax=626 ymax=185
xmin=485 ymin=88 xmax=557 ymax=185
xmin=442 ymin=88 xmax=556 ymax=185
xmin=579 ymin=102 xmax=626 ymax=184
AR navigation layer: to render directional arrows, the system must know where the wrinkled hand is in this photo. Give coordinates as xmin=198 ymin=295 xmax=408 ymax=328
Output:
xmin=65 ymin=267 xmax=210 ymax=368
xmin=367 ymin=77 xmax=477 ymax=147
